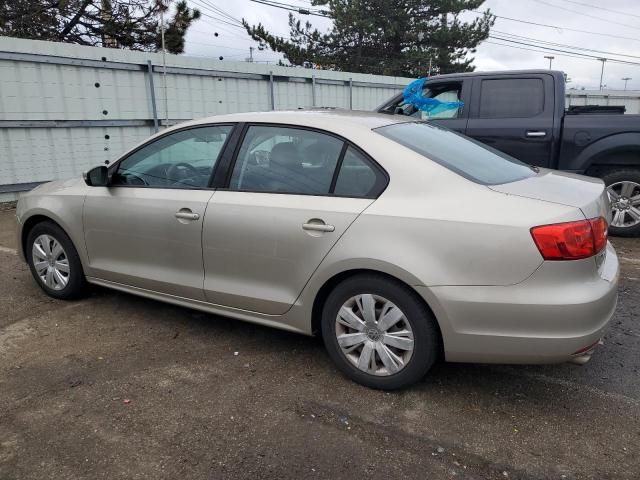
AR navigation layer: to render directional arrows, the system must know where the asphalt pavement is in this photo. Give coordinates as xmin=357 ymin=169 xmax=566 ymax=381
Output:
xmin=1 ymin=207 xmax=639 ymax=480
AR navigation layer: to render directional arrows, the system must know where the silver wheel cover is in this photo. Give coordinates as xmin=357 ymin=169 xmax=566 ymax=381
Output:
xmin=335 ymin=294 xmax=414 ymax=376
xmin=32 ymin=234 xmax=70 ymax=291
xmin=608 ymin=181 xmax=640 ymax=228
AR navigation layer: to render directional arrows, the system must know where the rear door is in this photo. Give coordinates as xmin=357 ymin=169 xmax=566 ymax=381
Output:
xmin=202 ymin=125 xmax=387 ymax=315
xmin=465 ymin=75 xmax=555 ymax=167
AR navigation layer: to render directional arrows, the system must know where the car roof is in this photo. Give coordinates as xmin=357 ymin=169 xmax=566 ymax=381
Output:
xmin=177 ymin=109 xmax=411 ymax=134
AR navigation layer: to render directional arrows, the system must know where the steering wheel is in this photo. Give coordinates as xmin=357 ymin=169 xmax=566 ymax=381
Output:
xmin=118 ymin=171 xmax=148 ymax=186
xmin=166 ymin=162 xmax=200 ymax=185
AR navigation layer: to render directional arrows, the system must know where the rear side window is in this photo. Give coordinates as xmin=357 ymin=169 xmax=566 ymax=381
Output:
xmin=479 ymin=78 xmax=544 ymax=118
xmin=230 ymin=125 xmax=343 ymax=195
xmin=375 ymin=122 xmax=536 ymax=185
xmin=334 ymin=147 xmax=382 ymax=197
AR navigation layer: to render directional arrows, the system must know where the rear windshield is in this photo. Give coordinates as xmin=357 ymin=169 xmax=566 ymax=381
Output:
xmin=374 ymin=122 xmax=536 ymax=185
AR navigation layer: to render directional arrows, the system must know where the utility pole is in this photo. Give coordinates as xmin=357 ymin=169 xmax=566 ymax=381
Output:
xmin=598 ymin=58 xmax=607 ymax=91
xmin=247 ymin=46 xmax=254 ymax=63
xmin=159 ymin=0 xmax=168 ymax=127
xmin=622 ymin=77 xmax=632 ymax=90
xmin=544 ymin=55 xmax=554 ymax=69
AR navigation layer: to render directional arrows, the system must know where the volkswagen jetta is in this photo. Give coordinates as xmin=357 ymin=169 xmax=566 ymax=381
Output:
xmin=16 ymin=111 xmax=619 ymax=389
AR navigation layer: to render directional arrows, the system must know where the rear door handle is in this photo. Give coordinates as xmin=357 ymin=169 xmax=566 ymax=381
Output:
xmin=526 ymin=131 xmax=547 ymax=138
xmin=302 ymin=222 xmax=335 ymax=232
xmin=175 ymin=210 xmax=200 ymax=221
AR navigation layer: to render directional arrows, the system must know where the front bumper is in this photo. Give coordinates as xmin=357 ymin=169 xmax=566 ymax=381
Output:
xmin=15 ymin=211 xmax=25 ymax=261
xmin=418 ymin=242 xmax=619 ymax=364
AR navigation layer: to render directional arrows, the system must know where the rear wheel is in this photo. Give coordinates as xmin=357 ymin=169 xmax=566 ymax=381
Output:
xmin=600 ymin=168 xmax=640 ymax=237
xmin=26 ymin=221 xmax=86 ymax=299
xmin=321 ymin=274 xmax=440 ymax=390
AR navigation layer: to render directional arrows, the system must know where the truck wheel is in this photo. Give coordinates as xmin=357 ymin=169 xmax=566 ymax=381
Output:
xmin=600 ymin=168 xmax=640 ymax=238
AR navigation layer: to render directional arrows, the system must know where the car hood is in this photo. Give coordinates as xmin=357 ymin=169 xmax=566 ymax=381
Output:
xmin=489 ymin=169 xmax=610 ymax=221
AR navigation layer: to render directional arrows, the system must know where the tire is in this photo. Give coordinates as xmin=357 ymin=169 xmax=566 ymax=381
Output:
xmin=599 ymin=168 xmax=640 ymax=237
xmin=321 ymin=273 xmax=440 ymax=390
xmin=26 ymin=221 xmax=86 ymax=299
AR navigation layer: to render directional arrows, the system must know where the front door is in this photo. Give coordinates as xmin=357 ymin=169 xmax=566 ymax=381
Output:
xmin=202 ymin=125 xmax=387 ymax=314
xmin=379 ymin=79 xmax=471 ymax=134
xmin=83 ymin=125 xmax=234 ymax=300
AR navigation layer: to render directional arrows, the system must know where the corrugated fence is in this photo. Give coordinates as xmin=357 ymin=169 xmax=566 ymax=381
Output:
xmin=3 ymin=36 xmax=640 ymax=202
xmin=0 ymin=37 xmax=409 ymax=201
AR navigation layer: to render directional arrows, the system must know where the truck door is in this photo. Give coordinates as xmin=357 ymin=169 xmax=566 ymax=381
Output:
xmin=465 ymin=75 xmax=556 ymax=167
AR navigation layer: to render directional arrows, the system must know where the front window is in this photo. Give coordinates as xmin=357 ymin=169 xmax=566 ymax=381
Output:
xmin=382 ymin=82 xmax=463 ymax=120
xmin=375 ymin=122 xmax=536 ymax=185
xmin=112 ymin=125 xmax=232 ymax=188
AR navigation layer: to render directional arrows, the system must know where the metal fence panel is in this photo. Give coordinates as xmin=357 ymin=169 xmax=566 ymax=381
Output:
xmin=0 ymin=36 xmax=411 ymax=199
xmin=566 ymin=91 xmax=640 ymax=114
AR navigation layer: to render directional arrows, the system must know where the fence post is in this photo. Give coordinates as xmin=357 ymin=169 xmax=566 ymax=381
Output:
xmin=269 ymin=71 xmax=275 ymax=110
xmin=349 ymin=77 xmax=353 ymax=110
xmin=312 ymin=74 xmax=316 ymax=107
xmin=146 ymin=60 xmax=159 ymax=133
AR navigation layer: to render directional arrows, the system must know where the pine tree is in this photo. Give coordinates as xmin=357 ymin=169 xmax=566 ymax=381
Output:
xmin=0 ymin=0 xmax=200 ymax=54
xmin=243 ymin=0 xmax=494 ymax=76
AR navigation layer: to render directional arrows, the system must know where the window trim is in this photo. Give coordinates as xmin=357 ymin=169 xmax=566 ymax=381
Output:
xmin=221 ymin=122 xmax=389 ymax=199
xmin=106 ymin=123 xmax=239 ymax=190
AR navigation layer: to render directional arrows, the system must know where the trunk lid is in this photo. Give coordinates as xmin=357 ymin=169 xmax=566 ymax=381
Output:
xmin=489 ymin=169 xmax=610 ymax=221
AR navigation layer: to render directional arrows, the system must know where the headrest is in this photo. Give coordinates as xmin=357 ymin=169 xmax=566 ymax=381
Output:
xmin=270 ymin=142 xmax=301 ymax=169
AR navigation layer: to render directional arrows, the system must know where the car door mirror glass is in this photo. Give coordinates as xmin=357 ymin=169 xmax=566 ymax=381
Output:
xmin=84 ymin=165 xmax=109 ymax=186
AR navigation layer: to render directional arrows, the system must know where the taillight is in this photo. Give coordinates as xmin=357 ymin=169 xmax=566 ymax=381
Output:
xmin=530 ymin=217 xmax=608 ymax=260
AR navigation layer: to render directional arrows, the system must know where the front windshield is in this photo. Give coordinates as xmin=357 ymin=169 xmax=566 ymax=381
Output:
xmin=374 ymin=122 xmax=536 ymax=185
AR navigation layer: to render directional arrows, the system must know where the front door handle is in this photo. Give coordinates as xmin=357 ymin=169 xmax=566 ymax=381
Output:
xmin=526 ymin=131 xmax=547 ymax=138
xmin=175 ymin=210 xmax=200 ymax=221
xmin=302 ymin=222 xmax=335 ymax=233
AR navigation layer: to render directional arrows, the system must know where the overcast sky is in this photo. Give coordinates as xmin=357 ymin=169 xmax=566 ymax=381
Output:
xmin=183 ymin=0 xmax=640 ymax=91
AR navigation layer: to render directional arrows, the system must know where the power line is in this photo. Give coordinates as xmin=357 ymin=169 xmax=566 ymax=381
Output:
xmin=552 ymin=0 xmax=640 ymax=21
xmin=486 ymin=35 xmax=640 ymax=67
xmin=477 ymin=11 xmax=640 ymax=43
xmin=248 ymin=0 xmax=329 ymax=17
xmin=484 ymin=40 xmax=597 ymax=62
xmin=492 ymin=30 xmax=640 ymax=60
xmin=531 ymin=0 xmax=640 ymax=32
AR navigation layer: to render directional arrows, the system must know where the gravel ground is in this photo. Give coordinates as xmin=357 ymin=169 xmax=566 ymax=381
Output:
xmin=1 ymin=207 xmax=639 ymax=480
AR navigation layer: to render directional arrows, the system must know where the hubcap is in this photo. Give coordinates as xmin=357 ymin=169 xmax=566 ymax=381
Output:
xmin=32 ymin=234 xmax=69 ymax=291
xmin=607 ymin=181 xmax=640 ymax=228
xmin=335 ymin=294 xmax=414 ymax=376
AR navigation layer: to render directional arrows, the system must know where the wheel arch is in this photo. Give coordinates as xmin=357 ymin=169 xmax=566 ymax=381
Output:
xmin=21 ymin=214 xmax=78 ymax=262
xmin=585 ymin=149 xmax=640 ymax=177
xmin=572 ymin=133 xmax=640 ymax=174
xmin=310 ymin=268 xmax=445 ymax=357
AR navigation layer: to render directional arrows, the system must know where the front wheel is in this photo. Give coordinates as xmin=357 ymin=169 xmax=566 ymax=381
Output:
xmin=26 ymin=221 xmax=86 ymax=299
xmin=600 ymin=168 xmax=640 ymax=237
xmin=321 ymin=274 xmax=440 ymax=390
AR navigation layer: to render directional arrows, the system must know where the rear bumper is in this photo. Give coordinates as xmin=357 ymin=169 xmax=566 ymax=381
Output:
xmin=419 ymin=242 xmax=619 ymax=364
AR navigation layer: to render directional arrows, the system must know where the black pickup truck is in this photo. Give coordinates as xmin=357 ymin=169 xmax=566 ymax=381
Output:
xmin=377 ymin=70 xmax=640 ymax=236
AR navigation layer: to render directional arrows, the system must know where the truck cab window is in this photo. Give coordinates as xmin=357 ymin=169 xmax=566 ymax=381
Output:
xmin=385 ymin=82 xmax=463 ymax=120
xmin=479 ymin=78 xmax=544 ymax=118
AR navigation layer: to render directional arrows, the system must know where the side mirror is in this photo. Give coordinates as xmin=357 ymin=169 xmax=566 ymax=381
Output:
xmin=83 ymin=165 xmax=110 ymax=186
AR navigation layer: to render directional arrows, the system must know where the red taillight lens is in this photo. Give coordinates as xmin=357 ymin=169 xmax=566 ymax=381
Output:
xmin=589 ymin=217 xmax=608 ymax=253
xmin=530 ymin=217 xmax=608 ymax=260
